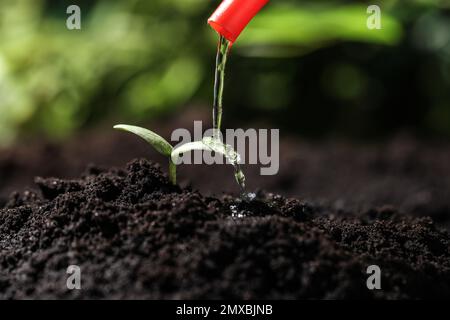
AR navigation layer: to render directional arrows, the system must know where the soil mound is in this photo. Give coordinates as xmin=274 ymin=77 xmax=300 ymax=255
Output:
xmin=1 ymin=159 xmax=449 ymax=299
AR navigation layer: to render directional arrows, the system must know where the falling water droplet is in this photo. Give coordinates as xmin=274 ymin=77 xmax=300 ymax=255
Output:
xmin=245 ymin=192 xmax=256 ymax=201
xmin=234 ymin=165 xmax=246 ymax=194
xmin=230 ymin=204 xmax=245 ymax=218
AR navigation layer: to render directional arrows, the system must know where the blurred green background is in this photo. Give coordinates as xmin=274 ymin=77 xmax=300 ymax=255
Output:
xmin=0 ymin=0 xmax=449 ymax=146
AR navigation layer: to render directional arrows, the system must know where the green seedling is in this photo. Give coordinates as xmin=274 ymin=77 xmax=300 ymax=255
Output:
xmin=113 ymin=124 xmax=176 ymax=185
xmin=113 ymin=124 xmax=245 ymax=191
xmin=114 ymin=36 xmax=245 ymax=192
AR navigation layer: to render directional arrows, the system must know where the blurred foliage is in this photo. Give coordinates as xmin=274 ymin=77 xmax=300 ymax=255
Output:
xmin=0 ymin=0 xmax=209 ymax=144
xmin=237 ymin=4 xmax=402 ymax=56
xmin=0 ymin=0 xmax=449 ymax=145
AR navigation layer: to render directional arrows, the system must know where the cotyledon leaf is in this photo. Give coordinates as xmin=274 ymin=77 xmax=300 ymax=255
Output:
xmin=113 ymin=124 xmax=173 ymax=157
xmin=171 ymin=136 xmax=241 ymax=165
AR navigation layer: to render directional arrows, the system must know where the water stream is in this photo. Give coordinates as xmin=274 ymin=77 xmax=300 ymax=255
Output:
xmin=211 ymin=35 xmax=246 ymax=193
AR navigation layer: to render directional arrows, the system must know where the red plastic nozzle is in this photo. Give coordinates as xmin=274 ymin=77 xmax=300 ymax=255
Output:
xmin=208 ymin=0 xmax=269 ymax=44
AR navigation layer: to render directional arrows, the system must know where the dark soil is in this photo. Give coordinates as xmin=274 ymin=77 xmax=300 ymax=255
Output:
xmin=1 ymin=121 xmax=450 ymax=231
xmin=1 ymin=109 xmax=450 ymax=299
xmin=0 ymin=159 xmax=449 ymax=299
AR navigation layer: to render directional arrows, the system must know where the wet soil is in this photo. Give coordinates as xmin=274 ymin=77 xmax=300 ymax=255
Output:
xmin=0 ymin=159 xmax=449 ymax=299
xmin=1 ymin=108 xmax=449 ymax=299
xmin=1 ymin=121 xmax=449 ymax=230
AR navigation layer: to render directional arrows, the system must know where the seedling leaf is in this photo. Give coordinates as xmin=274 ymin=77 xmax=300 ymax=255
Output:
xmin=114 ymin=124 xmax=173 ymax=157
xmin=171 ymin=137 xmax=241 ymax=166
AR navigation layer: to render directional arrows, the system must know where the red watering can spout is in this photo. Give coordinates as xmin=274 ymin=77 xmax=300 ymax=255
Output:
xmin=208 ymin=0 xmax=270 ymax=44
